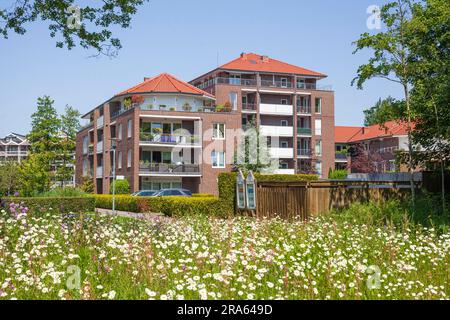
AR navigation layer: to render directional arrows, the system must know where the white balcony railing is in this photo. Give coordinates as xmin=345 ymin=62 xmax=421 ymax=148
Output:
xmin=96 ymin=116 xmax=104 ymax=129
xmin=96 ymin=166 xmax=103 ymax=178
xmin=96 ymin=141 xmax=103 ymax=153
xmin=269 ymin=147 xmax=294 ymax=159
xmin=273 ymin=169 xmax=295 ymax=175
xmin=260 ymin=125 xmax=294 ymax=137
xmin=259 ymin=103 xmax=293 ymax=116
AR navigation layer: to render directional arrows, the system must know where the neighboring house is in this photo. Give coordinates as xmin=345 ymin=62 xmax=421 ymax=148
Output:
xmin=335 ymin=121 xmax=411 ymax=173
xmin=190 ymin=52 xmax=335 ymax=178
xmin=76 ymin=53 xmax=335 ymax=194
xmin=0 ymin=133 xmax=30 ymax=163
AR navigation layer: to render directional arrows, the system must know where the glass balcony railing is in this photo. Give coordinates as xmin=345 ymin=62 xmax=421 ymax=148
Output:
xmin=297 ymin=128 xmax=312 ymax=135
xmin=139 ymin=163 xmax=201 ymax=175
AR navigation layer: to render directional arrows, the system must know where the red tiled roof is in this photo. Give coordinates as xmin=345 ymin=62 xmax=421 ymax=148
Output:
xmin=335 ymin=126 xmax=363 ymax=143
xmin=116 ymin=73 xmax=214 ymax=98
xmin=335 ymin=121 xmax=410 ymax=143
xmin=219 ymin=53 xmax=327 ymax=77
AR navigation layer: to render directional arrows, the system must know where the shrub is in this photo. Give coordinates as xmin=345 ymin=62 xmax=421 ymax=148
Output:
xmin=110 ymin=179 xmax=130 ymax=195
xmin=149 ymin=197 xmax=228 ymax=218
xmin=38 ymin=187 xmax=87 ymax=197
xmin=1 ymin=197 xmax=95 ymax=214
xmin=192 ymin=193 xmax=215 ymax=198
xmin=328 ymin=169 xmax=348 ymax=180
xmin=95 ymin=195 xmax=138 ymax=212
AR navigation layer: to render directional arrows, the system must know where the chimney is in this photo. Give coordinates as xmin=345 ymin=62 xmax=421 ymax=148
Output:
xmin=261 ymin=55 xmax=270 ymax=62
xmin=362 ymin=127 xmax=365 ymax=135
xmin=144 ymin=77 xmax=150 ymax=81
xmin=241 ymin=52 xmax=247 ymax=60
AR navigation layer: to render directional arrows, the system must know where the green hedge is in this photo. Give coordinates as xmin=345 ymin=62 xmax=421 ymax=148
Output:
xmin=94 ymin=195 xmax=228 ymax=217
xmin=95 ymin=195 xmax=139 ymax=212
xmin=1 ymin=197 xmax=95 ymax=214
xmin=218 ymin=172 xmax=318 ymax=214
xmin=192 ymin=193 xmax=215 ymax=198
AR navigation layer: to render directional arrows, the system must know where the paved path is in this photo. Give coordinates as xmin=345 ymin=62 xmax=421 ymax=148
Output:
xmin=95 ymin=208 xmax=170 ymax=222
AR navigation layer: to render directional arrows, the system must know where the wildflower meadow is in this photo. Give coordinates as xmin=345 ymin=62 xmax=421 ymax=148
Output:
xmin=0 ymin=202 xmax=448 ymax=300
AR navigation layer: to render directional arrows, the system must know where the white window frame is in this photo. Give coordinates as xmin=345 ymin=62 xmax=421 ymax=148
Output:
xmin=281 ymin=99 xmax=288 ymax=105
xmin=315 ymin=98 xmax=322 ymax=114
xmin=315 ymin=140 xmax=322 ymax=156
xmin=212 ymin=123 xmax=226 ymax=140
xmin=118 ymin=151 xmax=122 ymax=169
xmin=118 ymin=124 xmax=123 ymax=140
xmin=281 ymin=78 xmax=288 ymax=88
xmin=315 ymin=119 xmax=322 ymax=136
xmin=281 ymin=141 xmax=289 ymax=148
xmin=127 ymin=149 xmax=132 ymax=168
xmin=127 ymin=119 xmax=132 ymax=138
xmin=281 ymin=120 xmax=288 ymax=127
xmin=315 ymin=161 xmax=322 ymax=177
xmin=211 ymin=150 xmax=226 ymax=168
xmin=229 ymin=92 xmax=238 ymax=111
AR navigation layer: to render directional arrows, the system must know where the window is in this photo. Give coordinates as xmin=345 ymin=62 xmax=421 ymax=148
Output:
xmin=118 ymin=124 xmax=123 ymax=140
xmin=82 ymin=159 xmax=89 ymax=176
xmin=315 ymin=119 xmax=322 ymax=136
xmin=211 ymin=151 xmax=225 ymax=168
xmin=229 ymin=75 xmax=241 ymax=85
xmin=297 ymin=78 xmax=306 ymax=89
xmin=281 ymin=141 xmax=289 ymax=148
xmin=281 ymin=78 xmax=288 ymax=88
xmin=315 ymin=98 xmax=322 ymax=114
xmin=280 ymin=162 xmax=288 ymax=169
xmin=229 ymin=92 xmax=238 ymax=111
xmin=281 ymin=120 xmax=288 ymax=127
xmin=315 ymin=161 xmax=322 ymax=176
xmin=315 ymin=140 xmax=322 ymax=156
xmin=118 ymin=151 xmax=122 ymax=169
xmin=213 ymin=123 xmax=225 ymax=140
xmin=281 ymin=99 xmax=288 ymax=105
xmin=127 ymin=149 xmax=132 ymax=168
xmin=127 ymin=119 xmax=132 ymax=138
xmin=82 ymin=136 xmax=89 ymax=155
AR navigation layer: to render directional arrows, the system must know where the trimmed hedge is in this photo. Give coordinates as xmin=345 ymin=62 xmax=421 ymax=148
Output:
xmin=1 ymin=197 xmax=95 ymax=214
xmin=218 ymin=172 xmax=318 ymax=214
xmin=192 ymin=193 xmax=215 ymax=198
xmin=94 ymin=195 xmax=228 ymax=217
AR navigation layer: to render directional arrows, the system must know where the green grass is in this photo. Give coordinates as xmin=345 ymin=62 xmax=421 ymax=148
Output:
xmin=0 ymin=201 xmax=448 ymax=300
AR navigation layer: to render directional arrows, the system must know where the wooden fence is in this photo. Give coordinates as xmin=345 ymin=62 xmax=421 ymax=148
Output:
xmin=252 ymin=181 xmax=412 ymax=220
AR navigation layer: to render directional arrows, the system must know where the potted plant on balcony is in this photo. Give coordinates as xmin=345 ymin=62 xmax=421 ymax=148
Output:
xmin=198 ymin=107 xmax=204 ymax=112
xmin=169 ymin=107 xmax=176 ymax=111
xmin=223 ymin=101 xmax=232 ymax=112
xmin=215 ymin=104 xmax=224 ymax=112
xmin=123 ymin=97 xmax=132 ymax=110
xmin=131 ymin=94 xmax=145 ymax=107
xmin=182 ymin=103 xmax=192 ymax=112
xmin=144 ymin=104 xmax=154 ymax=110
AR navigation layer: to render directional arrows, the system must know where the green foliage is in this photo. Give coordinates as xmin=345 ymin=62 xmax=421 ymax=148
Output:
xmin=328 ymin=169 xmax=348 ymax=180
xmin=0 ymin=161 xmax=20 ymax=196
xmin=192 ymin=194 xmax=215 ymax=198
xmin=363 ymin=97 xmax=406 ymax=126
xmin=18 ymin=154 xmax=53 ymax=197
xmin=80 ymin=176 xmax=94 ymax=194
xmin=110 ymin=179 xmax=130 ymax=195
xmin=1 ymin=197 xmax=95 ymax=214
xmin=0 ymin=0 xmax=149 ymax=57
xmin=37 ymin=187 xmax=87 ymax=198
xmin=95 ymin=195 xmax=139 ymax=212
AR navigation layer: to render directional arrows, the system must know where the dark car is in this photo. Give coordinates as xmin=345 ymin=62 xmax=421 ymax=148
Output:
xmin=131 ymin=190 xmax=158 ymax=197
xmin=153 ymin=189 xmax=192 ymax=197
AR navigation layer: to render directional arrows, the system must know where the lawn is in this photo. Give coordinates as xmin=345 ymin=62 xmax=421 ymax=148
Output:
xmin=0 ymin=202 xmax=448 ymax=300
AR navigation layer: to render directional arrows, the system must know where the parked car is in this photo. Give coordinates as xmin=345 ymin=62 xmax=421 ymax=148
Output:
xmin=131 ymin=190 xmax=158 ymax=197
xmin=153 ymin=189 xmax=192 ymax=197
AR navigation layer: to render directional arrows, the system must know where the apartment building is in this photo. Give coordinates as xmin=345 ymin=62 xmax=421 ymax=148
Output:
xmin=76 ymin=73 xmax=240 ymax=195
xmin=75 ymin=53 xmax=335 ymax=194
xmin=0 ymin=133 xmax=30 ymax=163
xmin=335 ymin=121 xmax=411 ymax=173
xmin=190 ymin=53 xmax=335 ymax=177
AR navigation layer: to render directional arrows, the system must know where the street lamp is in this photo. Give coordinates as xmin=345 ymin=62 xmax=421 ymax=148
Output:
xmin=109 ymin=138 xmax=118 ymax=215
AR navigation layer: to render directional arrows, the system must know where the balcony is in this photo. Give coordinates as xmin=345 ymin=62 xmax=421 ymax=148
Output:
xmin=297 ymin=83 xmax=333 ymax=91
xmin=298 ymin=149 xmax=312 ymax=158
xmin=260 ymin=125 xmax=293 ymax=137
xmin=260 ymin=103 xmax=293 ymax=116
xmin=0 ymin=151 xmax=29 ymax=157
xmin=140 ymin=133 xmax=201 ymax=147
xmin=260 ymin=79 xmax=293 ymax=89
xmin=297 ymin=105 xmax=311 ymax=115
xmin=273 ymin=169 xmax=295 ymax=175
xmin=96 ymin=141 xmax=103 ymax=154
xmin=96 ymin=116 xmax=104 ymax=129
xmin=242 ymin=103 xmax=257 ymax=112
xmin=269 ymin=148 xmax=294 ymax=159
xmin=335 ymin=153 xmax=348 ymax=162
xmin=297 ymin=128 xmax=312 ymax=136
xmin=96 ymin=166 xmax=103 ymax=178
xmin=139 ymin=163 xmax=202 ymax=177
xmin=215 ymin=77 xmax=257 ymax=87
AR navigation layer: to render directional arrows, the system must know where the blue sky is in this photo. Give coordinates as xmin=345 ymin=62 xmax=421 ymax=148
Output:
xmin=0 ymin=0 xmax=403 ymax=136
